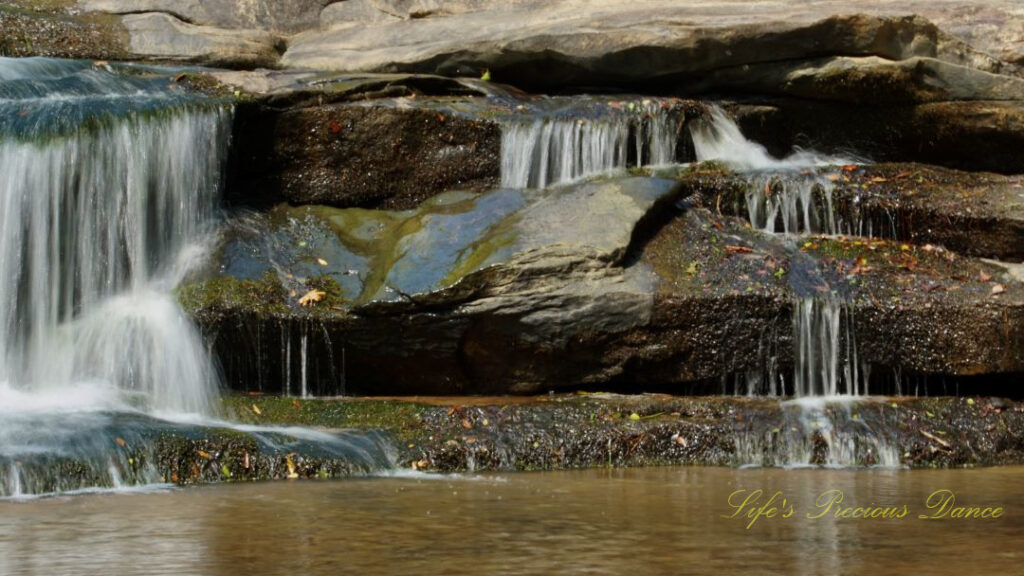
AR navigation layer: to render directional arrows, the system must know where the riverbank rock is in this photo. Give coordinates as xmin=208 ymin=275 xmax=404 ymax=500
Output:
xmin=181 ymin=168 xmax=1024 ymax=397
xmin=668 ymin=162 xmax=1024 ymax=260
xmin=728 ymin=99 xmax=1024 ymax=174
xmin=224 ymin=394 xmax=1024 ymax=471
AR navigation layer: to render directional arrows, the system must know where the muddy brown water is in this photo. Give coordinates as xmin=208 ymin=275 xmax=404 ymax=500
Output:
xmin=1 ymin=466 xmax=1021 ymax=575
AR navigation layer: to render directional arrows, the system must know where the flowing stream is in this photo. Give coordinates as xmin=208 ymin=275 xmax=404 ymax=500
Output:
xmin=500 ymin=99 xmax=679 ymax=188
xmin=689 ymin=106 xmax=897 ymax=467
xmin=0 ymin=59 xmax=392 ymax=498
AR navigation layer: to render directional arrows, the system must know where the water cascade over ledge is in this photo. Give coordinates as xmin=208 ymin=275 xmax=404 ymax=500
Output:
xmin=501 ymin=99 xmax=681 ymax=189
xmin=0 ymin=59 xmax=393 ymax=497
xmin=689 ymin=105 xmax=897 ymax=467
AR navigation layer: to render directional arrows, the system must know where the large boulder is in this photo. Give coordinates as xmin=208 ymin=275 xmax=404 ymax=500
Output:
xmin=284 ymin=7 xmax=1015 ymax=92
xmin=181 ymin=171 xmax=1024 ymax=396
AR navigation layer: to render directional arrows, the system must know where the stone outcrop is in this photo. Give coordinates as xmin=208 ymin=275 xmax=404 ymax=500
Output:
xmin=728 ymin=99 xmax=1024 ymax=174
xmin=180 ymin=166 xmax=1024 ymax=397
xmin=120 ymin=12 xmax=281 ymax=68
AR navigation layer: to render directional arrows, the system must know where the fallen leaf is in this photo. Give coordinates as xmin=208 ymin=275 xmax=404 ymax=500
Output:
xmin=629 ymin=413 xmax=641 ymax=421
xmin=329 ymin=120 xmax=342 ymax=134
xmin=725 ymin=245 xmax=755 ymax=254
xmin=979 ymin=271 xmax=993 ymax=283
xmin=316 ymin=258 xmax=329 ymax=266
xmin=841 ymin=165 xmax=858 ymax=172
xmin=292 ymin=400 xmax=301 ymax=409
xmin=252 ymin=404 xmax=262 ymax=415
xmin=991 ymin=284 xmax=1006 ymax=295
xmin=115 ymin=437 xmax=127 ymax=448
xmin=461 ymin=418 xmax=473 ymax=430
xmin=286 ymin=454 xmax=299 ymax=479
xmin=198 ymin=450 xmax=212 ymax=460
xmin=299 ymin=289 xmax=327 ymax=307
xmin=243 ymin=452 xmax=250 ymax=469
xmin=870 ymin=177 xmax=889 ymax=183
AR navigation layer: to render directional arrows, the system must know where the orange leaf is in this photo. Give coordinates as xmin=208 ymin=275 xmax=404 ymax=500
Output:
xmin=725 ymin=245 xmax=755 ymax=254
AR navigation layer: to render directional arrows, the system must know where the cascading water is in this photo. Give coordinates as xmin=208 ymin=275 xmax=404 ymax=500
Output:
xmin=501 ymin=99 xmax=679 ymax=189
xmin=0 ymin=58 xmax=227 ymax=416
xmin=690 ymin=104 xmax=876 ymax=236
xmin=690 ymin=105 xmax=897 ymax=467
xmin=0 ymin=59 xmax=390 ymax=497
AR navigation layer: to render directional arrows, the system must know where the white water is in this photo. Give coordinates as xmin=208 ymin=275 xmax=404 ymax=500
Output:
xmin=0 ymin=108 xmax=231 ymax=416
xmin=691 ymin=104 xmax=871 ymax=236
xmin=501 ymin=100 xmax=678 ymax=189
xmin=0 ymin=58 xmax=238 ymax=496
xmin=692 ymin=107 xmax=900 ymax=467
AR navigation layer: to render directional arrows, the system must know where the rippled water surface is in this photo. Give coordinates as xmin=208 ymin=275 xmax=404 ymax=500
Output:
xmin=1 ymin=466 xmax=1021 ymax=575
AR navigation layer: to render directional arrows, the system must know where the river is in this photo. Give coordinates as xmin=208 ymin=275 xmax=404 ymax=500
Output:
xmin=2 ymin=466 xmax=1020 ymax=575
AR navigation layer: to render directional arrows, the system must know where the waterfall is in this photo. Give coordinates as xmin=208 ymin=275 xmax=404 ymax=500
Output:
xmin=0 ymin=98 xmax=231 ymax=416
xmin=793 ymin=297 xmax=866 ymax=397
xmin=0 ymin=59 xmax=230 ymax=496
xmin=691 ymin=106 xmax=897 ymax=466
xmin=501 ymin=99 xmax=679 ymax=189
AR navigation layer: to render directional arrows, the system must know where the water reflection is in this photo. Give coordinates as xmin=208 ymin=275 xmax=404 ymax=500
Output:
xmin=0 ymin=466 xmax=1020 ymax=575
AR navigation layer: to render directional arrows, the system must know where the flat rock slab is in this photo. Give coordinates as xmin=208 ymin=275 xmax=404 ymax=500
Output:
xmin=728 ymin=99 xmax=1024 ymax=174
xmin=284 ymin=7 xmax=1016 ymax=95
xmin=183 ymin=170 xmax=1024 ymax=396
xmin=208 ymin=176 xmax=679 ymax=307
xmin=670 ymin=162 xmax=1024 ymax=260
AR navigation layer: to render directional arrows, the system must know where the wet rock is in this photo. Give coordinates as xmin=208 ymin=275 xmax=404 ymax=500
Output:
xmin=222 ymin=84 xmax=693 ymax=209
xmin=729 ymin=99 xmax=1024 ymax=174
xmin=184 ymin=165 xmax=1024 ymax=396
xmin=183 ymin=177 xmax=683 ymax=394
xmin=224 ymin=394 xmax=1024 ymax=471
xmin=673 ymin=162 xmax=1024 ymax=260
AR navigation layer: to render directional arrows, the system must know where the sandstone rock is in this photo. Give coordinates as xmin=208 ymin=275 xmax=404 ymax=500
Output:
xmin=729 ymin=99 xmax=1024 ymax=174
xmin=227 ymin=100 xmax=502 ymax=209
xmin=80 ymin=0 xmax=332 ymax=33
xmin=183 ymin=170 xmax=1024 ymax=396
xmin=284 ymin=8 xmax=1012 ymax=93
xmin=692 ymin=56 xmax=1024 ymax=104
xmin=120 ymin=12 xmax=280 ymax=67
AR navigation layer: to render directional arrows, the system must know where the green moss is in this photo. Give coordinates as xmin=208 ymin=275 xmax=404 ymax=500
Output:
xmin=223 ymin=396 xmax=430 ymax=444
xmin=177 ymin=272 xmax=290 ymax=324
